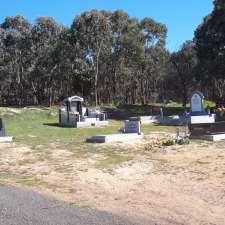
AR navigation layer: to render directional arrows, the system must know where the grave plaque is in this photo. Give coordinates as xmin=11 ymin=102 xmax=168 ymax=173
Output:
xmin=124 ymin=121 xmax=141 ymax=134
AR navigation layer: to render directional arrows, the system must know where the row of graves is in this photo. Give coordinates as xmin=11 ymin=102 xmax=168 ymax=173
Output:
xmin=1 ymin=92 xmax=225 ymax=144
xmin=57 ymin=95 xmax=143 ymax=143
xmin=87 ymin=91 xmax=225 ymax=143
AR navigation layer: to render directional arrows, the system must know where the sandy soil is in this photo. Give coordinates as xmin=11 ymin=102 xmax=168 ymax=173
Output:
xmin=0 ymin=139 xmax=225 ymax=225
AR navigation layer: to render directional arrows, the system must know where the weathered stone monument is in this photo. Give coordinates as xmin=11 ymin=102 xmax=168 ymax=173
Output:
xmin=0 ymin=118 xmax=13 ymax=143
xmin=86 ymin=120 xmax=144 ymax=143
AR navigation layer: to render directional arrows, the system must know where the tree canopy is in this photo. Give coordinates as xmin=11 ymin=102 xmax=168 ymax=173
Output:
xmin=1 ymin=4 xmax=225 ymax=107
xmin=0 ymin=10 xmax=169 ymax=106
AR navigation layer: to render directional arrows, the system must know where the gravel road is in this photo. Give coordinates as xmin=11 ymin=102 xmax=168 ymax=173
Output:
xmin=0 ymin=186 xmax=138 ymax=225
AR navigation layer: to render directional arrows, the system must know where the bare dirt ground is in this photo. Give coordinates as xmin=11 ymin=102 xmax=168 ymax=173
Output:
xmin=0 ymin=136 xmax=225 ymax=225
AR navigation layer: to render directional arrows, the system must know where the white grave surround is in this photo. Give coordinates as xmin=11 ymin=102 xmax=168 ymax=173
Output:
xmin=190 ymin=114 xmax=216 ymax=124
xmin=60 ymin=111 xmax=109 ymax=128
xmin=87 ymin=120 xmax=144 ymax=143
xmin=0 ymin=136 xmax=13 ymax=143
xmin=130 ymin=116 xmax=160 ymax=124
xmin=86 ymin=133 xmax=144 ymax=143
xmin=76 ymin=120 xmax=109 ymax=128
xmin=191 ymin=133 xmax=225 ymax=142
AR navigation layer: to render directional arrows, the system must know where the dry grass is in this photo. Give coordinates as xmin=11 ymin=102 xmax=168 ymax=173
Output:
xmin=0 ymin=107 xmax=225 ymax=224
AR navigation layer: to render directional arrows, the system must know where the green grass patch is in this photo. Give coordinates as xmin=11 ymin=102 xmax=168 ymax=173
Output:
xmin=1 ymin=107 xmax=122 ymax=148
xmin=0 ymin=106 xmax=179 ymax=159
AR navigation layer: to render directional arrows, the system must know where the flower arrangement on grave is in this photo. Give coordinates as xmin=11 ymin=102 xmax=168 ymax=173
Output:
xmin=144 ymin=128 xmax=191 ymax=151
xmin=163 ymin=128 xmax=191 ymax=146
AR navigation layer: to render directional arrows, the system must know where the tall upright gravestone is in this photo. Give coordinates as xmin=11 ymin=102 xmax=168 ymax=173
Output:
xmin=189 ymin=91 xmax=215 ymax=124
xmin=190 ymin=91 xmax=205 ymax=116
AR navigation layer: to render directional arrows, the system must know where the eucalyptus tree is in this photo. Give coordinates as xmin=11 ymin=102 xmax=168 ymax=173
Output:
xmin=139 ymin=18 xmax=168 ymax=103
xmin=0 ymin=10 xmax=170 ymax=106
xmin=195 ymin=0 xmax=225 ymax=103
xmin=0 ymin=16 xmax=32 ymax=105
xmin=170 ymin=41 xmax=198 ymax=106
xmin=0 ymin=28 xmax=8 ymax=104
xmin=109 ymin=11 xmax=146 ymax=104
xmin=71 ymin=10 xmax=113 ymax=106
xmin=31 ymin=16 xmax=64 ymax=106
xmin=57 ymin=27 xmax=92 ymax=99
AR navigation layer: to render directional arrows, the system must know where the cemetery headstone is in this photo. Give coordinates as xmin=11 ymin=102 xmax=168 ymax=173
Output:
xmin=0 ymin=118 xmax=5 ymax=137
xmin=160 ymin=108 xmax=164 ymax=119
xmin=124 ymin=120 xmax=141 ymax=134
xmin=190 ymin=91 xmax=205 ymax=115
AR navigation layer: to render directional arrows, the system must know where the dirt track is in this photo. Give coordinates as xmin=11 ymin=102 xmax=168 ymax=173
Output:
xmin=0 ymin=140 xmax=225 ymax=225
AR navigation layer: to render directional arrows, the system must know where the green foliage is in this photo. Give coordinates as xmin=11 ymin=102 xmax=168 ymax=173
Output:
xmin=195 ymin=0 xmax=225 ymax=103
xmin=169 ymin=41 xmax=198 ymax=106
xmin=0 ymin=10 xmax=168 ymax=106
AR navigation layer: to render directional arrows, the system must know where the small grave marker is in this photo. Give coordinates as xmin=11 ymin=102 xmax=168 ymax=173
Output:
xmin=0 ymin=118 xmax=5 ymax=137
xmin=124 ymin=120 xmax=141 ymax=134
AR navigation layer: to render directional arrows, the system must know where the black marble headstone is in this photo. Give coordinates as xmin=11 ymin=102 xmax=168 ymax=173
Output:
xmin=0 ymin=118 xmax=6 ymax=137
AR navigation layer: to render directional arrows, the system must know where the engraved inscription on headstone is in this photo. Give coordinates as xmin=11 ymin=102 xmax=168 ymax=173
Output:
xmin=124 ymin=121 xmax=141 ymax=134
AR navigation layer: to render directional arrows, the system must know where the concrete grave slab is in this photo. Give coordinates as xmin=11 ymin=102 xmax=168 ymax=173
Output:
xmin=86 ymin=133 xmax=144 ymax=143
xmin=191 ymin=134 xmax=225 ymax=142
xmin=0 ymin=136 xmax=13 ymax=143
xmin=129 ymin=116 xmax=160 ymax=124
xmin=87 ymin=120 xmax=144 ymax=143
xmin=190 ymin=114 xmax=215 ymax=124
xmin=76 ymin=120 xmax=109 ymax=128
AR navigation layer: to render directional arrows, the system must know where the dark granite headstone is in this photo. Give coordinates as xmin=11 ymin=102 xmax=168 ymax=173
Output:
xmin=124 ymin=121 xmax=141 ymax=134
xmin=0 ymin=118 xmax=6 ymax=137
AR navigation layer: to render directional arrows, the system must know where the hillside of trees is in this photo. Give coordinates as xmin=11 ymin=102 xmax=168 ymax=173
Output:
xmin=0 ymin=0 xmax=224 ymax=107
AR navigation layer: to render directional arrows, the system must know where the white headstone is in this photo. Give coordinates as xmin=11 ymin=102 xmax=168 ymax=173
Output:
xmin=190 ymin=91 xmax=205 ymax=114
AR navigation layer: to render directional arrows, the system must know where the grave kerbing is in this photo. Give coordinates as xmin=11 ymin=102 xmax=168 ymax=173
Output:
xmin=86 ymin=120 xmax=144 ymax=143
xmin=188 ymin=91 xmax=225 ymax=141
